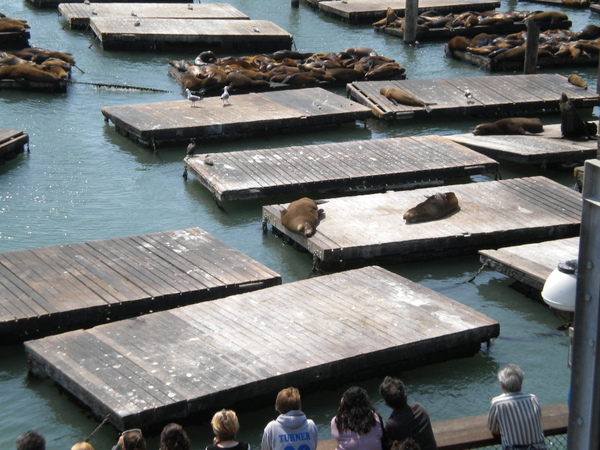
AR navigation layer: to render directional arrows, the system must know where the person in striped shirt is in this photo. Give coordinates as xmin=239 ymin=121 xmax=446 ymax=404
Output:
xmin=487 ymin=364 xmax=547 ymax=450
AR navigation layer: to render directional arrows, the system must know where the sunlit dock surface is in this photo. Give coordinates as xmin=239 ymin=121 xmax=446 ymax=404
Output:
xmin=101 ymin=87 xmax=373 ymax=148
xmin=32 ymin=0 xmax=190 ymax=8
xmin=307 ymin=0 xmax=500 ymax=23
xmin=25 ymin=265 xmax=499 ymax=430
xmin=59 ymin=3 xmax=249 ymax=29
xmin=480 ymin=237 xmax=579 ymax=292
xmin=183 ymin=135 xmax=499 ymax=201
xmin=263 ymin=176 xmax=581 ymax=270
xmin=448 ymin=124 xmax=598 ymax=165
xmin=0 ymin=227 xmax=281 ymax=342
xmin=0 ymin=129 xmax=29 ymax=166
xmin=347 ymin=74 xmax=600 ymax=119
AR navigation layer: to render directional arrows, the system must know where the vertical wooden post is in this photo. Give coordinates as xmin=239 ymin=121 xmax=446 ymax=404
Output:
xmin=596 ymin=54 xmax=600 ymax=94
xmin=524 ymin=19 xmax=539 ymax=74
xmin=291 ymin=0 xmax=299 ymax=7
xmin=403 ymin=0 xmax=418 ymax=44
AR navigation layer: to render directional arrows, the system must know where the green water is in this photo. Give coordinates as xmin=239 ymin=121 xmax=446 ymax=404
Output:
xmin=1 ymin=0 xmax=596 ymax=448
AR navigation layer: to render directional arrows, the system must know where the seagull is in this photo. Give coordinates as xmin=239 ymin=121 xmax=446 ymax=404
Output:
xmin=252 ymin=26 xmax=260 ymax=33
xmin=464 ymin=87 xmax=473 ymax=99
xmin=185 ymin=88 xmax=202 ymax=107
xmin=134 ymin=19 xmax=141 ymax=26
xmin=131 ymin=10 xmax=137 ymax=16
xmin=188 ymin=3 xmax=193 ymax=9
xmin=221 ymin=86 xmax=230 ymax=106
xmin=186 ymin=138 xmax=196 ymax=156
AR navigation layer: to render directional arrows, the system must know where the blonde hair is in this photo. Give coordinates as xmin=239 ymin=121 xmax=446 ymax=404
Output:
xmin=71 ymin=443 xmax=95 ymax=450
xmin=211 ymin=409 xmax=240 ymax=441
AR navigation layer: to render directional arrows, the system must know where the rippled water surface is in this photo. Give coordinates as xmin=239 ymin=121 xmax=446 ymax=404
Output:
xmin=1 ymin=0 xmax=597 ymax=448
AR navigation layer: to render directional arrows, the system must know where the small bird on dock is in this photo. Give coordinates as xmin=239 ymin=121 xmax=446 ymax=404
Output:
xmin=188 ymin=3 xmax=193 ymax=9
xmin=185 ymin=88 xmax=202 ymax=107
xmin=252 ymin=26 xmax=260 ymax=33
xmin=221 ymin=86 xmax=230 ymax=106
xmin=131 ymin=10 xmax=137 ymax=16
xmin=134 ymin=19 xmax=141 ymax=26
xmin=186 ymin=138 xmax=196 ymax=156
xmin=464 ymin=87 xmax=473 ymax=99
xmin=204 ymin=155 xmax=214 ymax=166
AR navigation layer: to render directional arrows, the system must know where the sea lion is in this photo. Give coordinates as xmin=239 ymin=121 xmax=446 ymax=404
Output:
xmin=372 ymin=7 xmax=398 ymax=28
xmin=473 ymin=118 xmax=544 ymax=135
xmin=403 ymin=192 xmax=459 ymax=224
xmin=577 ymin=24 xmax=600 ymax=40
xmin=280 ymin=197 xmax=324 ymax=237
xmin=524 ymin=11 xmax=568 ymax=23
xmin=0 ymin=65 xmax=59 ymax=82
xmin=568 ymin=74 xmax=588 ymax=89
xmin=447 ymin=36 xmax=470 ymax=52
xmin=559 ymin=92 xmax=597 ymax=139
xmin=380 ymin=87 xmax=435 ymax=111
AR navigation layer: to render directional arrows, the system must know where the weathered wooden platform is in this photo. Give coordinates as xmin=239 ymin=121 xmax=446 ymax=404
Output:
xmin=184 ymin=135 xmax=500 ymax=201
xmin=89 ymin=17 xmax=292 ymax=51
xmin=0 ymin=129 xmax=29 ymax=165
xmin=309 ymin=0 xmax=500 ymax=23
xmin=263 ymin=176 xmax=582 ymax=270
xmin=518 ymin=0 xmax=589 ymax=8
xmin=24 ymin=265 xmax=499 ymax=430
xmin=347 ymin=74 xmax=600 ymax=120
xmin=448 ymin=124 xmax=598 ymax=165
xmin=32 ymin=0 xmax=190 ymax=8
xmin=101 ymin=87 xmax=373 ymax=148
xmin=480 ymin=237 xmax=579 ymax=291
xmin=59 ymin=2 xmax=249 ymax=29
xmin=0 ymin=227 xmax=281 ymax=343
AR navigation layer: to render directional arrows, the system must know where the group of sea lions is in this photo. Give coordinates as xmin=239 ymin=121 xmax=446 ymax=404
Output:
xmin=446 ymin=25 xmax=600 ymax=65
xmin=281 ymin=192 xmax=459 ymax=238
xmin=0 ymin=47 xmax=74 ymax=83
xmin=374 ymin=8 xmax=569 ymax=33
xmin=169 ymin=48 xmax=406 ymax=96
xmin=0 ymin=15 xmax=30 ymax=33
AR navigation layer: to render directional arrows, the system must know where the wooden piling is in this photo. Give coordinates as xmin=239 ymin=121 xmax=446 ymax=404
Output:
xmin=524 ymin=19 xmax=540 ymax=74
xmin=403 ymin=0 xmax=419 ymax=44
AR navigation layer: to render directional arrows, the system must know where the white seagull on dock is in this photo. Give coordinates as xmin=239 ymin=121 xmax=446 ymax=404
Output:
xmin=464 ymin=87 xmax=473 ymax=100
xmin=221 ymin=86 xmax=230 ymax=106
xmin=185 ymin=88 xmax=202 ymax=107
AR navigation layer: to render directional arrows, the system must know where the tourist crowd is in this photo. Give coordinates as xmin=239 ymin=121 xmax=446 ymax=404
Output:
xmin=14 ymin=365 xmax=546 ymax=450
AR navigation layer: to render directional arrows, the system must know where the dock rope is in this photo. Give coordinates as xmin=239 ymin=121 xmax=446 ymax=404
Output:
xmin=467 ymin=261 xmax=487 ymax=283
xmin=68 ymin=80 xmax=170 ymax=93
xmin=86 ymin=414 xmax=111 ymax=442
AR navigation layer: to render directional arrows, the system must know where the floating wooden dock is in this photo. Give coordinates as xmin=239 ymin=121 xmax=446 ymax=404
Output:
xmin=0 ymin=129 xmax=29 ymax=165
xmin=184 ymin=135 xmax=499 ymax=201
xmin=59 ymin=2 xmax=249 ymax=29
xmin=24 ymin=265 xmax=499 ymax=430
xmin=0 ymin=227 xmax=281 ymax=343
xmin=89 ymin=17 xmax=292 ymax=51
xmin=0 ymin=30 xmax=30 ymax=49
xmin=518 ymin=0 xmax=589 ymax=7
xmin=263 ymin=176 xmax=582 ymax=270
xmin=101 ymin=87 xmax=373 ymax=148
xmin=309 ymin=0 xmax=500 ymax=23
xmin=31 ymin=0 xmax=190 ymax=8
xmin=347 ymin=74 xmax=600 ymax=120
xmin=479 ymin=237 xmax=579 ymax=291
xmin=448 ymin=124 xmax=598 ymax=165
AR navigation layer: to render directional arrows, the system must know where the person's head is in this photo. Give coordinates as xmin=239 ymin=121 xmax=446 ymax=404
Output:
xmin=275 ymin=387 xmax=302 ymax=414
xmin=71 ymin=443 xmax=95 ymax=450
xmin=390 ymin=438 xmax=421 ymax=450
xmin=211 ymin=409 xmax=240 ymax=442
xmin=15 ymin=431 xmax=45 ymax=450
xmin=335 ymin=386 xmax=377 ymax=434
xmin=160 ymin=423 xmax=191 ymax=450
xmin=498 ymin=364 xmax=524 ymax=393
xmin=379 ymin=376 xmax=407 ymax=409
xmin=120 ymin=429 xmax=146 ymax=450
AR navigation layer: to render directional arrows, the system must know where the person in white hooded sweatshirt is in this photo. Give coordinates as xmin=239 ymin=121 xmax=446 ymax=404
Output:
xmin=261 ymin=387 xmax=318 ymax=450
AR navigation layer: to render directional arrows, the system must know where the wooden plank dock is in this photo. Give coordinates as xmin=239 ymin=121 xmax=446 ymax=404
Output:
xmin=24 ymin=265 xmax=500 ymax=430
xmin=32 ymin=0 xmax=191 ymax=8
xmin=262 ymin=176 xmax=582 ymax=270
xmin=310 ymin=0 xmax=500 ymax=23
xmin=0 ymin=30 xmax=31 ymax=49
xmin=518 ymin=0 xmax=589 ymax=8
xmin=0 ymin=129 xmax=29 ymax=165
xmin=101 ymin=87 xmax=373 ymax=148
xmin=448 ymin=124 xmax=598 ymax=165
xmin=479 ymin=237 xmax=579 ymax=291
xmin=183 ymin=135 xmax=500 ymax=201
xmin=347 ymin=74 xmax=600 ymax=120
xmin=89 ymin=17 xmax=292 ymax=51
xmin=0 ymin=227 xmax=281 ymax=343
xmin=59 ymin=2 xmax=249 ymax=29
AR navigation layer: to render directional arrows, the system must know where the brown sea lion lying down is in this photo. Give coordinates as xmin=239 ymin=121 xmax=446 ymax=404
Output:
xmin=473 ymin=118 xmax=544 ymax=135
xmin=281 ymin=197 xmax=324 ymax=237
xmin=403 ymin=192 xmax=459 ymax=223
xmin=380 ymin=87 xmax=435 ymax=111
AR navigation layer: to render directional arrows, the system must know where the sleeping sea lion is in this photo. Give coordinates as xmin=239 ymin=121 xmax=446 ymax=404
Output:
xmin=380 ymin=87 xmax=436 ymax=112
xmin=568 ymin=74 xmax=588 ymax=89
xmin=473 ymin=118 xmax=544 ymax=135
xmin=403 ymin=192 xmax=459 ymax=224
xmin=281 ymin=197 xmax=324 ymax=237
xmin=559 ymin=92 xmax=597 ymax=139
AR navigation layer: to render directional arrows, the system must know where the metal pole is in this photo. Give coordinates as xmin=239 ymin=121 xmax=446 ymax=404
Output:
xmin=568 ymin=158 xmax=600 ymax=449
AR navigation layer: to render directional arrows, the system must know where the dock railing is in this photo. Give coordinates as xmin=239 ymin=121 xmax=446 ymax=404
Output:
xmin=318 ymin=403 xmax=568 ymax=450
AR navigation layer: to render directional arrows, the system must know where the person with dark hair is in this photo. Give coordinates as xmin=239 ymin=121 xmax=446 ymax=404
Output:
xmin=111 ymin=429 xmax=146 ymax=450
xmin=160 ymin=423 xmax=191 ymax=450
xmin=390 ymin=438 xmax=421 ymax=450
xmin=261 ymin=387 xmax=318 ymax=450
xmin=207 ymin=409 xmax=250 ymax=450
xmin=488 ymin=364 xmax=546 ymax=450
xmin=379 ymin=376 xmax=436 ymax=450
xmin=330 ymin=386 xmax=384 ymax=450
xmin=15 ymin=431 xmax=45 ymax=450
